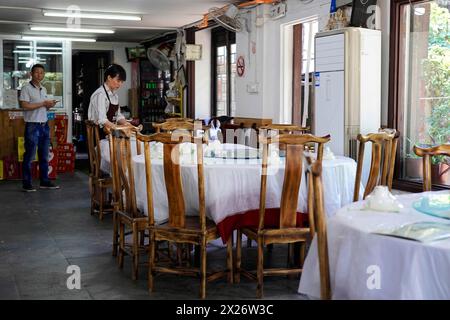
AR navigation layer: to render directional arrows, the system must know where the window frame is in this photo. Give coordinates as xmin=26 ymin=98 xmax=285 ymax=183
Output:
xmin=388 ymin=0 xmax=449 ymax=192
xmin=211 ymin=27 xmax=236 ymax=117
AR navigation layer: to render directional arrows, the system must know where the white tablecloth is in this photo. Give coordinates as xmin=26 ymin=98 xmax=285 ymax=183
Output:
xmin=132 ymin=154 xmax=361 ymax=225
xmin=98 ymin=139 xmax=362 ymax=225
xmin=299 ymin=190 xmax=450 ymax=300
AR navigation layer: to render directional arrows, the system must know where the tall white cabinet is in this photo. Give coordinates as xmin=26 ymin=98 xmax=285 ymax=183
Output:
xmin=313 ymin=27 xmax=381 ymax=159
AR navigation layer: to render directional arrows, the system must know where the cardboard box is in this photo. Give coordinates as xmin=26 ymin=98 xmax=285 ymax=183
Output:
xmin=18 ymin=137 xmax=38 ymax=162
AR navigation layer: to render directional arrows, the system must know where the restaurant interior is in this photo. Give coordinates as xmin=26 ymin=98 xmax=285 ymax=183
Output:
xmin=0 ymin=0 xmax=449 ymax=300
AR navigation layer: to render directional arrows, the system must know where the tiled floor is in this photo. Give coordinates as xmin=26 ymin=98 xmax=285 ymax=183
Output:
xmin=0 ymin=172 xmax=307 ymax=300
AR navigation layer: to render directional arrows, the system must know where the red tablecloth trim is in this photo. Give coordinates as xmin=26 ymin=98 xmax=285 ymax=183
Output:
xmin=216 ymin=208 xmax=309 ymax=244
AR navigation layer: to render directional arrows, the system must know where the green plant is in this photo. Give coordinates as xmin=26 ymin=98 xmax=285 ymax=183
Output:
xmin=421 ymin=13 xmax=450 ymax=165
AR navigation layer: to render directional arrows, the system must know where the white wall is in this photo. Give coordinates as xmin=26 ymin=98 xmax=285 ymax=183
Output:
xmin=195 ymin=29 xmax=212 ymax=120
xmin=235 ymin=0 xmax=330 ymax=122
xmin=72 ymin=41 xmax=138 ymax=107
xmin=235 ymin=0 xmax=391 ymax=125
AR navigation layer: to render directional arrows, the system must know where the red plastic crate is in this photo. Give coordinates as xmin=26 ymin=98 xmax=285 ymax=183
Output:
xmin=3 ymin=156 xmax=21 ymax=180
xmin=56 ymin=143 xmax=74 ymax=152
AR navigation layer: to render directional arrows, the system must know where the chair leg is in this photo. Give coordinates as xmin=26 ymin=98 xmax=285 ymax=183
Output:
xmin=118 ymin=221 xmax=125 ymax=269
xmin=140 ymin=230 xmax=145 ymax=246
xmin=226 ymin=238 xmax=234 ymax=284
xmin=148 ymin=231 xmax=155 ymax=293
xmin=235 ymin=229 xmax=242 ymax=284
xmin=256 ymin=237 xmax=264 ymax=299
xmin=112 ymin=211 xmax=118 ymax=257
xmin=132 ymin=222 xmax=139 ymax=280
xmin=299 ymin=242 xmax=306 ymax=268
xmin=287 ymin=243 xmax=293 ymax=267
xmin=199 ymin=238 xmax=207 ymax=299
xmin=287 ymin=243 xmax=296 ymax=280
xmin=99 ymin=184 xmax=104 ymax=221
xmin=177 ymin=244 xmax=183 ymax=266
xmin=89 ymin=177 xmax=94 ymax=216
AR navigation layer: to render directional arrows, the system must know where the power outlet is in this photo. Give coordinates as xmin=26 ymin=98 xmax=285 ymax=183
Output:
xmin=247 ymin=83 xmax=259 ymax=93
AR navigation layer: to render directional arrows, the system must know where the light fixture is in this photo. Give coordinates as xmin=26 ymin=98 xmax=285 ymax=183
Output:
xmin=30 ymin=26 xmax=114 ymax=34
xmin=42 ymin=9 xmax=142 ymax=21
xmin=16 ymin=46 xmax=62 ymax=50
xmin=13 ymin=50 xmax=32 ymax=54
xmin=36 ymin=52 xmax=62 ymax=55
xmin=22 ymin=36 xmax=96 ymax=42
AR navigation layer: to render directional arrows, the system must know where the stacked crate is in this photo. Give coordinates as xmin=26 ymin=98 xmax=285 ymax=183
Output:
xmin=56 ymin=143 xmax=75 ymax=174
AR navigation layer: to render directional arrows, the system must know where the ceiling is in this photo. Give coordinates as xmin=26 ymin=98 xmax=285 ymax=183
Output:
xmin=0 ymin=0 xmax=237 ymax=43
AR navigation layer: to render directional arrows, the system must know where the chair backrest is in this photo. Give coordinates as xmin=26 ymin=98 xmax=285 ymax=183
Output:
xmin=309 ymin=158 xmax=331 ymax=300
xmin=354 ymin=129 xmax=399 ymax=200
xmin=414 ymin=144 xmax=450 ymax=191
xmin=153 ymin=120 xmax=207 ymax=135
xmin=109 ymin=125 xmax=143 ymax=212
xmin=260 ymin=124 xmax=310 ymax=135
xmin=258 ymin=133 xmax=330 ymax=232
xmin=85 ymin=120 xmax=102 ymax=178
xmin=136 ymin=132 xmax=208 ymax=231
xmin=165 ymin=117 xmax=194 ymax=123
xmin=109 ymin=126 xmax=142 ymax=216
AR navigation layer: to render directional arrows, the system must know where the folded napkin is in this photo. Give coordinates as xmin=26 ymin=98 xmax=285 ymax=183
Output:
xmin=365 ymin=186 xmax=404 ymax=212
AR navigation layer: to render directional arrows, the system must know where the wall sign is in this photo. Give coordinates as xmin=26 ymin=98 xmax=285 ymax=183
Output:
xmin=350 ymin=0 xmax=378 ymax=29
xmin=237 ymin=56 xmax=245 ymax=77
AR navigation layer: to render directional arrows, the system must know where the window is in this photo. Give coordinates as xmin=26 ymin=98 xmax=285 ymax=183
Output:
xmin=389 ymin=0 xmax=449 ymax=189
xmin=212 ymin=28 xmax=236 ymax=116
xmin=2 ymin=40 xmax=64 ymax=109
xmin=291 ymin=18 xmax=319 ymax=127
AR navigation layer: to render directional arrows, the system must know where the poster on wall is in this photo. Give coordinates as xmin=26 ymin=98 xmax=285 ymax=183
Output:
xmin=350 ymin=0 xmax=378 ymax=29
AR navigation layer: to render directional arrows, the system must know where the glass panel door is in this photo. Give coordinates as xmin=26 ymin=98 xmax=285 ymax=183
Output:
xmin=398 ymin=0 xmax=450 ymax=186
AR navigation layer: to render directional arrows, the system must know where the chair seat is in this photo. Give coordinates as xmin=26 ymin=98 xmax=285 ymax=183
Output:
xmin=241 ymin=226 xmax=310 ymax=245
xmin=116 ymin=210 xmax=148 ymax=229
xmin=151 ymin=217 xmax=218 ymax=243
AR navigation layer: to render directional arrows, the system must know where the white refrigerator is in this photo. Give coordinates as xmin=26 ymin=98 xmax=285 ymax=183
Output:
xmin=313 ymin=27 xmax=381 ymax=160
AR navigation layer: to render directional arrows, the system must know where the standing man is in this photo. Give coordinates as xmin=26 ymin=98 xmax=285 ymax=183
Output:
xmin=20 ymin=64 xmax=60 ymax=192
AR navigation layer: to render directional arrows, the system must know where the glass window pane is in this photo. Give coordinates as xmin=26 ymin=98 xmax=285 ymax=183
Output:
xmin=216 ymin=46 xmax=227 ymax=116
xmin=2 ymin=40 xmax=64 ymax=109
xmin=398 ymin=1 xmax=450 ymax=185
xmin=230 ymin=43 xmax=237 ymax=116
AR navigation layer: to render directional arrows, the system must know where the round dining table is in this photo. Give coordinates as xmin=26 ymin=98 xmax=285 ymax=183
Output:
xmin=299 ymin=190 xmax=450 ymax=299
xmin=99 ymin=139 xmax=363 ymax=242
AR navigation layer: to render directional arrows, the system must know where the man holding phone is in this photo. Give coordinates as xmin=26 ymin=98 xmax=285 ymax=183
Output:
xmin=20 ymin=64 xmax=60 ymax=192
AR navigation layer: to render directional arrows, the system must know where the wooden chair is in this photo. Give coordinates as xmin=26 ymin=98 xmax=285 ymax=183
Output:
xmin=153 ymin=120 xmax=207 ymax=135
xmin=165 ymin=117 xmax=194 ymax=122
xmin=104 ymin=125 xmax=142 ymax=258
xmin=110 ymin=127 xmax=148 ymax=280
xmin=137 ymin=132 xmax=233 ymax=299
xmin=235 ymin=133 xmax=331 ymax=298
xmin=309 ymin=154 xmax=332 ymax=300
xmin=413 ymin=144 xmax=450 ymax=191
xmin=353 ymin=129 xmax=400 ymax=201
xmin=85 ymin=120 xmax=113 ymax=220
xmin=260 ymin=124 xmax=310 ymax=134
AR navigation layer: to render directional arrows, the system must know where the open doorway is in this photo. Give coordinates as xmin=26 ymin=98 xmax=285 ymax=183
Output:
xmin=280 ymin=17 xmax=318 ymax=127
xmin=71 ymin=50 xmax=112 ymax=157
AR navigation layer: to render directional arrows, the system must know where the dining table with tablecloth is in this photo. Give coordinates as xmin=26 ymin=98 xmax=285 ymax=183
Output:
xmin=99 ymin=139 xmax=363 ymax=242
xmin=299 ymin=190 xmax=450 ymax=299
